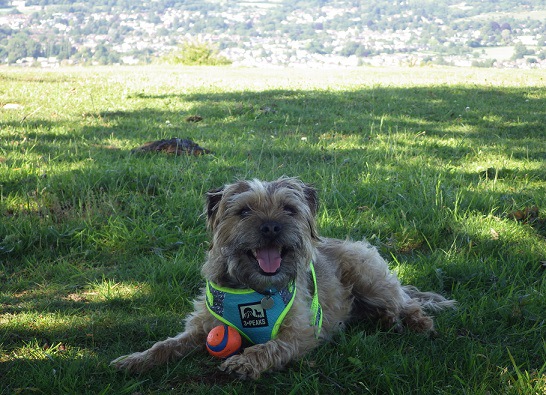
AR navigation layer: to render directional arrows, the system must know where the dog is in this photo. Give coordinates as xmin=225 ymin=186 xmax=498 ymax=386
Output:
xmin=111 ymin=177 xmax=455 ymax=379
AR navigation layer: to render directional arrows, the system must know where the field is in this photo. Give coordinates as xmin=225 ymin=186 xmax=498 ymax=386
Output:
xmin=1 ymin=65 xmax=545 ymax=394
xmin=480 ymin=46 xmax=515 ymax=61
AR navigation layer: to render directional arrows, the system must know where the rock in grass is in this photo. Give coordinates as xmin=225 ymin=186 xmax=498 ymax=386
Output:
xmin=3 ymin=103 xmax=24 ymax=110
xmin=507 ymin=206 xmax=539 ymax=223
xmin=186 ymin=115 xmax=203 ymax=122
xmin=131 ymin=138 xmax=212 ymax=156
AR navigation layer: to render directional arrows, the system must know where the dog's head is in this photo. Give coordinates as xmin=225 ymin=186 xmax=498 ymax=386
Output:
xmin=202 ymin=177 xmax=319 ymax=293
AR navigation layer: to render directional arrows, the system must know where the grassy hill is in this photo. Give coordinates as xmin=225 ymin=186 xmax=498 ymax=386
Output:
xmin=1 ymin=65 xmax=545 ymax=394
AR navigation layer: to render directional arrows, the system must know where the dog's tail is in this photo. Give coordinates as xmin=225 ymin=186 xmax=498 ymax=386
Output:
xmin=403 ymin=286 xmax=456 ymax=312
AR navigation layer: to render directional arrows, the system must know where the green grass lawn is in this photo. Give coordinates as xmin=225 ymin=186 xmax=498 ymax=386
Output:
xmin=1 ymin=65 xmax=545 ymax=394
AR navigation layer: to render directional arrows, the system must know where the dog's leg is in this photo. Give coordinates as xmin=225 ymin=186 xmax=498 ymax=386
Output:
xmin=328 ymin=240 xmax=406 ymax=330
xmin=111 ymin=295 xmax=212 ymax=373
xmin=219 ymin=335 xmax=317 ymax=380
xmin=219 ymin=302 xmax=318 ymax=380
xmin=219 ymin=340 xmax=292 ymax=379
xmin=350 ymin=280 xmax=411 ymax=332
xmin=400 ymin=286 xmax=456 ymax=332
xmin=329 ymin=240 xmax=440 ymax=332
xmin=111 ymin=330 xmax=203 ymax=373
xmin=338 ymin=240 xmax=455 ymax=332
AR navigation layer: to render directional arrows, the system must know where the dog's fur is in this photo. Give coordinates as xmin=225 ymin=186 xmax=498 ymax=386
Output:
xmin=112 ymin=177 xmax=455 ymax=379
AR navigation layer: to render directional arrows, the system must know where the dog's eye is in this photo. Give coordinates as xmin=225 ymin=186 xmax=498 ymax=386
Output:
xmin=283 ymin=205 xmax=297 ymax=216
xmin=239 ymin=207 xmax=252 ymax=217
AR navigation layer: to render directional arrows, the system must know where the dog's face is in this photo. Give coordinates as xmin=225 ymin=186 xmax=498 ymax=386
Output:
xmin=202 ymin=178 xmax=319 ymax=293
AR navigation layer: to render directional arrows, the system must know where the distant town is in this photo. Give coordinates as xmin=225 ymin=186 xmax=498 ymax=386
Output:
xmin=1 ymin=0 xmax=545 ymax=68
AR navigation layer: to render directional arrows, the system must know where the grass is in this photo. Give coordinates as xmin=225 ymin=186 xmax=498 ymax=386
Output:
xmin=480 ymin=46 xmax=515 ymax=61
xmin=1 ymin=65 xmax=545 ymax=394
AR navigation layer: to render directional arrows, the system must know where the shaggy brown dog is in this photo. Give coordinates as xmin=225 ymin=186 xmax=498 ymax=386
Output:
xmin=112 ymin=177 xmax=455 ymax=379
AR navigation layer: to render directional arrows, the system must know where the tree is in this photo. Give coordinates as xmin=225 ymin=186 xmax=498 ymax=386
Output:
xmin=489 ymin=21 xmax=501 ymax=32
xmin=512 ymin=42 xmax=533 ymax=60
xmin=306 ymin=40 xmax=330 ymax=55
xmin=93 ymin=43 xmax=110 ymax=64
xmin=57 ymin=38 xmax=74 ymax=60
xmin=6 ymin=32 xmax=42 ymax=63
xmin=339 ymin=41 xmax=361 ymax=57
xmin=355 ymin=45 xmax=372 ymax=57
xmin=501 ymin=29 xmax=512 ymax=44
xmin=74 ymin=46 xmax=93 ymax=64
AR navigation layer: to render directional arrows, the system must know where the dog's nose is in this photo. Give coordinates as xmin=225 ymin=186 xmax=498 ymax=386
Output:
xmin=260 ymin=221 xmax=283 ymax=238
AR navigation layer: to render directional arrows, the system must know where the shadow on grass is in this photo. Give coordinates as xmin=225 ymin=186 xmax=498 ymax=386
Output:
xmin=2 ymin=85 xmax=544 ymax=189
xmin=1 ymin=83 xmax=545 ymax=390
xmin=129 ymin=86 xmax=545 ymax=141
xmin=2 ymin=82 xmax=545 ymax=285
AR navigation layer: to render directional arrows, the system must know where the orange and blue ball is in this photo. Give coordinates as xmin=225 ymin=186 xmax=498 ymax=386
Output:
xmin=206 ymin=325 xmax=242 ymax=359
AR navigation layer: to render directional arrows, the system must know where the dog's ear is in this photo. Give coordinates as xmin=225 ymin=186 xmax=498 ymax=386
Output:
xmin=206 ymin=186 xmax=224 ymax=231
xmin=302 ymin=183 xmax=320 ymax=240
xmin=273 ymin=177 xmax=319 ymax=215
xmin=206 ymin=181 xmax=251 ymax=231
xmin=275 ymin=178 xmax=320 ymax=240
xmin=303 ymin=184 xmax=319 ymax=217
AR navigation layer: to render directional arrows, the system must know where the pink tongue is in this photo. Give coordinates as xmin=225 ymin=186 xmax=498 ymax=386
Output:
xmin=256 ymin=247 xmax=282 ymax=273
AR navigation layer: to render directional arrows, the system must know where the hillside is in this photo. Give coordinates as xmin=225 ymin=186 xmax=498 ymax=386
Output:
xmin=1 ymin=0 xmax=545 ymax=67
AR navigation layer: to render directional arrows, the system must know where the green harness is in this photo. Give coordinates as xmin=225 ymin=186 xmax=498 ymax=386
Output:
xmin=205 ymin=262 xmax=323 ymax=344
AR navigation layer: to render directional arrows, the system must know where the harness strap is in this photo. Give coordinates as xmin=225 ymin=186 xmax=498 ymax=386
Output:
xmin=309 ymin=262 xmax=323 ymax=337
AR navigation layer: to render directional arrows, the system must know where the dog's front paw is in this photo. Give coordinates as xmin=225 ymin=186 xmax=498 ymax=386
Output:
xmin=111 ymin=351 xmax=150 ymax=373
xmin=219 ymin=354 xmax=262 ymax=380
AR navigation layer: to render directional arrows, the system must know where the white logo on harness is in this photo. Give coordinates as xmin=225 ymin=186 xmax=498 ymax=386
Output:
xmin=239 ymin=302 xmax=268 ymax=328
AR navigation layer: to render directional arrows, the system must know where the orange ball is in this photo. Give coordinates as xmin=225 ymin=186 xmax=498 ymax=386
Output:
xmin=206 ymin=325 xmax=242 ymax=359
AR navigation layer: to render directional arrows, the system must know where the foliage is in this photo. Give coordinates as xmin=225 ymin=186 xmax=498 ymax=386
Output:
xmin=165 ymin=41 xmax=231 ymax=66
xmin=0 ymin=65 xmax=545 ymax=394
xmin=512 ymin=42 xmax=535 ymax=60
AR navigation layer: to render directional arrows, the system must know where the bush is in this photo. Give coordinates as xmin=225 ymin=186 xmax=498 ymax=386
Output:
xmin=166 ymin=41 xmax=232 ymax=66
xmin=471 ymin=58 xmax=496 ymax=68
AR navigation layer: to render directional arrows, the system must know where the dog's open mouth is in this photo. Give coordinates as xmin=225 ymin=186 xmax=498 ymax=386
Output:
xmin=249 ymin=246 xmax=283 ymax=275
